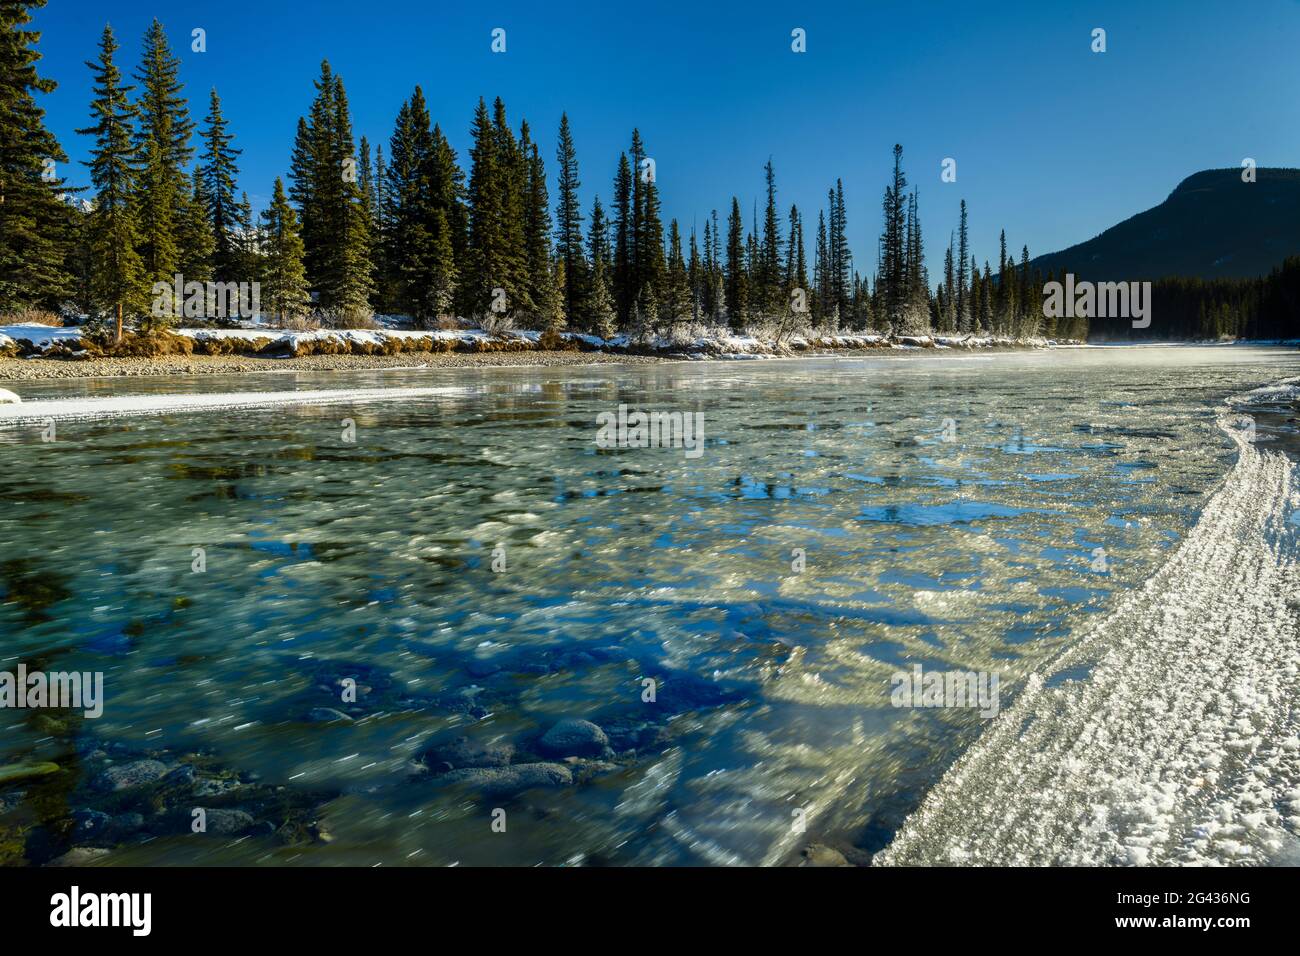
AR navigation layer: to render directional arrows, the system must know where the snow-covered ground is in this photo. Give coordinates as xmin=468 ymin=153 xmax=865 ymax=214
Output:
xmin=876 ymin=392 xmax=1300 ymax=866
xmin=0 ymin=386 xmax=465 ymax=424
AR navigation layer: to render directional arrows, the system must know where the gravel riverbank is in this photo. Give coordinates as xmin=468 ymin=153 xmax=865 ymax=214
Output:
xmin=0 ymin=349 xmax=668 ymax=382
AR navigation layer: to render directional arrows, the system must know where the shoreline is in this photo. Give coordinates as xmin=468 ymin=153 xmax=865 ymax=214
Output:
xmin=0 ymin=348 xmax=668 ymax=382
xmin=1 ymin=338 xmax=1290 ymax=384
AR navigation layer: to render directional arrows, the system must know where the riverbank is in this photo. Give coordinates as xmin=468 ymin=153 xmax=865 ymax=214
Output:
xmin=0 ymin=322 xmax=1063 ymax=382
xmin=0 ymin=349 xmax=667 ymax=381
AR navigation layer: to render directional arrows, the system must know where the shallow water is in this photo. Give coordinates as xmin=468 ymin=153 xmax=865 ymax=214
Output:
xmin=2 ymin=346 xmax=1298 ymax=866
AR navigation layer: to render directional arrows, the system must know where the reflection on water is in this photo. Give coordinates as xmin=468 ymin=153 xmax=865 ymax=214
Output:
xmin=2 ymin=347 xmax=1299 ymax=866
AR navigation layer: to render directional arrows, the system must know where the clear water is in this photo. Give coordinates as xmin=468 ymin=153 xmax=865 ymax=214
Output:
xmin=2 ymin=346 xmax=1298 ymax=866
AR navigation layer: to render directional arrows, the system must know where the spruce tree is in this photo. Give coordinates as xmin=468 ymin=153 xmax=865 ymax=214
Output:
xmin=611 ymin=152 xmax=633 ymax=324
xmin=955 ymin=200 xmax=971 ymax=332
xmin=132 ymin=19 xmax=192 ymax=290
xmin=520 ymin=122 xmax=557 ymax=330
xmin=198 ymin=87 xmax=242 ymax=282
xmin=259 ymin=177 xmax=309 ymax=324
xmin=327 ymin=76 xmax=374 ymax=316
xmin=466 ymin=97 xmax=521 ymax=321
xmin=554 ymin=113 xmax=585 ymax=323
xmin=725 ymin=196 xmax=747 ymax=330
xmin=77 ymin=24 xmax=146 ymax=342
xmin=586 ymin=195 xmax=615 ymax=338
xmin=0 ymin=0 xmax=76 ymax=312
xmin=175 ymin=169 xmax=214 ymax=284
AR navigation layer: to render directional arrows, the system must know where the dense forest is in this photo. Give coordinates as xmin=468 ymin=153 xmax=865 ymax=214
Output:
xmin=1 ymin=5 xmax=1295 ymax=345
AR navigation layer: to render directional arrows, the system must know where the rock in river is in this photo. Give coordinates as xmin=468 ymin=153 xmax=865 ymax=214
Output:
xmin=438 ymin=763 xmax=572 ymax=798
xmin=537 ymin=718 xmax=609 ymax=759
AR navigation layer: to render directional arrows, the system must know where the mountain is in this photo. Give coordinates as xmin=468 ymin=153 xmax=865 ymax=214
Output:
xmin=1030 ymin=168 xmax=1300 ymax=281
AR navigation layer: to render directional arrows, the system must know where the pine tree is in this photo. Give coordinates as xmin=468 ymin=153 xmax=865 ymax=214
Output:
xmin=520 ymin=122 xmax=557 ymax=330
xmin=955 ymin=200 xmax=971 ymax=332
xmin=198 ymin=87 xmax=241 ymax=282
xmin=384 ymin=88 xmax=439 ymax=322
xmin=611 ymin=152 xmax=633 ymax=324
xmin=327 ymin=75 xmax=374 ymax=316
xmin=0 ymin=0 xmax=76 ymax=312
xmin=586 ymin=195 xmax=616 ymax=338
xmin=77 ymin=24 xmax=146 ymax=342
xmin=661 ymin=218 xmax=691 ymax=331
xmin=757 ymin=158 xmax=783 ymax=317
xmin=553 ymin=112 xmax=585 ymax=324
xmin=725 ymin=196 xmax=748 ymax=330
xmin=259 ymin=177 xmax=309 ymax=324
xmin=175 ymin=169 xmax=213 ymax=283
xmin=465 ymin=97 xmax=520 ymax=320
xmin=634 ymin=130 xmax=665 ymax=313
xmin=829 ymin=179 xmax=851 ymax=319
xmin=814 ymin=210 xmax=832 ymax=328
xmin=879 ymin=144 xmax=908 ymax=331
xmin=132 ymin=18 xmax=192 ymax=290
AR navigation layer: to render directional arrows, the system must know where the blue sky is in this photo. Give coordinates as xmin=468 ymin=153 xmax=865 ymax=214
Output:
xmin=29 ymin=0 xmax=1300 ymax=278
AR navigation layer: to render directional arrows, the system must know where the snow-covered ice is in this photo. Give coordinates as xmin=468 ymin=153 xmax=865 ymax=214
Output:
xmin=876 ymin=400 xmax=1300 ymax=866
xmin=0 ymin=386 xmax=464 ymax=425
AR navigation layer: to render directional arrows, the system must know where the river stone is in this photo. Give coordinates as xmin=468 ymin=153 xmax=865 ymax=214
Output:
xmin=538 ymin=719 xmax=609 ymax=758
xmin=93 ymin=759 xmax=168 ymax=792
xmin=438 ymin=763 xmax=572 ymax=797
xmin=199 ymin=808 xmax=256 ymax=835
xmin=421 ymin=735 xmax=514 ymax=771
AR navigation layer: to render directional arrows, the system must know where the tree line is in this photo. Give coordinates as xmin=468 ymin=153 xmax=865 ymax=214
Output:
xmin=11 ymin=5 xmax=1209 ymax=346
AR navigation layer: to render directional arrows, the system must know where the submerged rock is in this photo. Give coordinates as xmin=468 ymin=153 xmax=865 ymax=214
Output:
xmin=799 ymin=844 xmax=852 ymax=867
xmin=92 ymin=759 xmax=168 ymax=792
xmin=420 ymin=735 xmax=515 ymax=771
xmin=538 ymin=718 xmax=609 ymax=758
xmin=198 ymin=808 xmax=255 ymax=836
xmin=438 ymin=763 xmax=573 ymax=797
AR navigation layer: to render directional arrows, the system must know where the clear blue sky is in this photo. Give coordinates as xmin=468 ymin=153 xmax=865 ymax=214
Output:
xmin=30 ymin=0 xmax=1300 ymax=278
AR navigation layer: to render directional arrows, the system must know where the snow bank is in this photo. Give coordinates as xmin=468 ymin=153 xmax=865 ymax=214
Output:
xmin=0 ymin=386 xmax=463 ymax=425
xmin=0 ymin=324 xmax=87 ymax=352
xmin=876 ymin=402 xmax=1300 ymax=866
xmin=2 ymin=321 xmax=1060 ymax=360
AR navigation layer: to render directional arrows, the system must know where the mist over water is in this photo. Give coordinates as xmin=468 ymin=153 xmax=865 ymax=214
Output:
xmin=3 ymin=346 xmax=1299 ymax=865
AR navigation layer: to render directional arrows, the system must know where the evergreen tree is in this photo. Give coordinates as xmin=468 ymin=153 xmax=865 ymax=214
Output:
xmin=175 ymin=169 xmax=213 ymax=283
xmin=829 ymin=179 xmax=851 ymax=319
xmin=553 ymin=112 xmax=585 ymax=323
xmin=757 ymin=158 xmax=783 ymax=316
xmin=327 ymin=75 xmax=374 ymax=315
xmin=77 ymin=24 xmax=146 ymax=341
xmin=611 ymin=152 xmax=633 ymax=325
xmin=955 ymin=200 xmax=971 ymax=332
xmin=465 ymin=97 xmax=519 ymax=319
xmin=259 ymin=177 xmax=309 ymax=323
xmin=585 ymin=195 xmax=616 ymax=337
xmin=661 ymin=218 xmax=692 ymax=330
xmin=198 ymin=87 xmax=241 ymax=282
xmin=0 ymin=0 xmax=76 ymax=312
xmin=521 ymin=123 xmax=558 ymax=330
xmin=132 ymin=18 xmax=192 ymax=289
xmin=725 ymin=197 xmax=748 ymax=330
